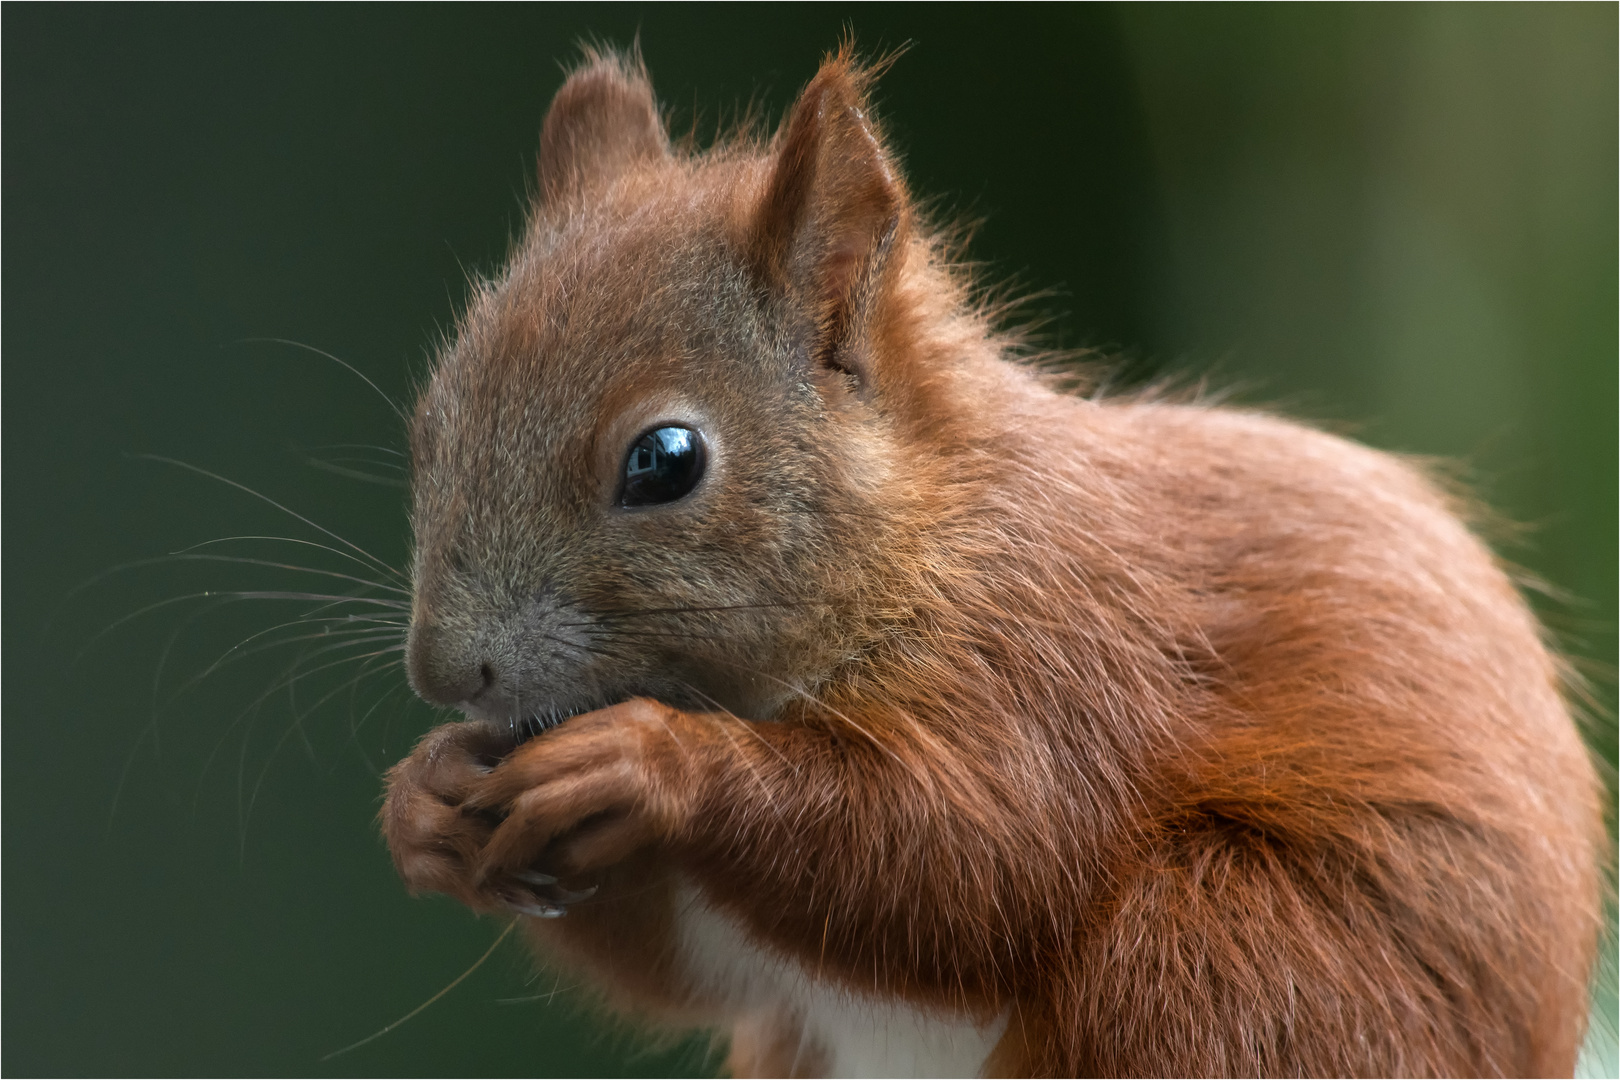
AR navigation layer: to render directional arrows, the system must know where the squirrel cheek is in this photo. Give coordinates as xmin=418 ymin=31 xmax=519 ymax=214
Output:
xmin=804 ymin=412 xmax=892 ymax=503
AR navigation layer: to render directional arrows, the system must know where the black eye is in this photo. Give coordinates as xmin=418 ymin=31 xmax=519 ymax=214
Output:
xmin=620 ymin=425 xmax=705 ymax=507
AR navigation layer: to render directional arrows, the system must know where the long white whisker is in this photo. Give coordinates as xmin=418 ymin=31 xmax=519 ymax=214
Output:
xmin=216 ymin=590 xmax=406 ymax=608
xmin=78 ymin=591 xmax=405 ymax=664
xmin=159 ymin=552 xmax=409 ymax=596
xmin=302 ymin=458 xmax=409 ymax=489
xmin=316 ymin=442 xmax=405 ymax=457
xmin=160 ymin=621 xmax=407 ymax=711
xmin=195 ymin=639 xmax=410 ymax=791
xmin=175 ymin=536 xmax=410 ymax=592
xmin=239 ymin=337 xmax=408 ymax=422
xmin=343 ymin=668 xmax=418 ymax=772
xmin=240 ymin=653 xmax=405 ymax=848
xmin=315 ymin=454 xmax=406 ymax=472
xmin=133 ymin=454 xmax=407 ymax=586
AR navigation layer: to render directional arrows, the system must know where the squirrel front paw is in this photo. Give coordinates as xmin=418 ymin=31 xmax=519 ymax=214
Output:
xmin=382 ymin=701 xmax=702 ymax=918
xmin=461 ymin=698 xmax=700 ymax=887
xmin=381 ymin=720 xmax=583 ymax=918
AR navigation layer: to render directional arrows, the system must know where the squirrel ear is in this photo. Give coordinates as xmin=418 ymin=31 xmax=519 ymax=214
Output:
xmin=752 ymin=52 xmax=904 ymax=383
xmin=538 ymin=49 xmax=668 ymax=208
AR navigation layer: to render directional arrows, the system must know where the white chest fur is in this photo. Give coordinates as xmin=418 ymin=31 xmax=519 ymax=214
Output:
xmin=673 ymin=884 xmax=1006 ymax=1078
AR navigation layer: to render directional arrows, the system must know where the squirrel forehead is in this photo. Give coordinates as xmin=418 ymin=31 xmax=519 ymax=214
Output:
xmin=448 ymin=162 xmax=770 ymax=388
xmin=412 ymin=175 xmax=784 ymax=487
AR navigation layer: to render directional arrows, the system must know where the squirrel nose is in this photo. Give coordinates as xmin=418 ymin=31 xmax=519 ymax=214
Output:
xmin=406 ymin=621 xmax=493 ymax=707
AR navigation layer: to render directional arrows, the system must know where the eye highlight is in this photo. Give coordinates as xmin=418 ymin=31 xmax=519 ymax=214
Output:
xmin=621 ymin=425 xmax=705 ymax=507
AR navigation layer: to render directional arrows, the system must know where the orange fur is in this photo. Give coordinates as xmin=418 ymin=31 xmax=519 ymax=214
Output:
xmin=383 ymin=46 xmax=1605 ymax=1076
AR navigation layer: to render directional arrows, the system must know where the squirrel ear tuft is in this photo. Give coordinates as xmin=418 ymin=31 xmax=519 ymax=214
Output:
xmin=752 ymin=50 xmax=905 ymax=382
xmin=538 ymin=48 xmax=669 ymax=209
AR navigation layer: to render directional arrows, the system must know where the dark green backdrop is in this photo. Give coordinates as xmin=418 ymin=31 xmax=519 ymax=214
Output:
xmin=6 ymin=6 xmax=1615 ymax=1076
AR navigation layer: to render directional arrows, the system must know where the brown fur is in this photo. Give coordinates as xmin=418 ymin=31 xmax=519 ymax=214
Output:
xmin=382 ymin=46 xmax=1605 ymax=1076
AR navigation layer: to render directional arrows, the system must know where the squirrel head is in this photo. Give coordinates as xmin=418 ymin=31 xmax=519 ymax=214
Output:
xmin=405 ymin=47 xmax=951 ymax=733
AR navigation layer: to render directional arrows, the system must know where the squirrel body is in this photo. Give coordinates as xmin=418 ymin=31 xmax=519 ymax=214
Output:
xmin=383 ymin=48 xmax=1604 ymax=1077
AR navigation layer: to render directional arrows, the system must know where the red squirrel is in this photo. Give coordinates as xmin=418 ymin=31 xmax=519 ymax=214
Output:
xmin=382 ymin=47 xmax=1605 ymax=1076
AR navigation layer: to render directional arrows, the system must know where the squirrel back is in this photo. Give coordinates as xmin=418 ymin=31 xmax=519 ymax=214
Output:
xmin=386 ymin=46 xmax=1605 ymax=1076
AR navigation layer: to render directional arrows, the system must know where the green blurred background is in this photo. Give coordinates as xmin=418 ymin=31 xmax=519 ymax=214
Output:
xmin=5 ymin=5 xmax=1614 ymax=1076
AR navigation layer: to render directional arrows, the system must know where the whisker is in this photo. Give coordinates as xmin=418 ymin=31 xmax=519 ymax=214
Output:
xmin=563 ymin=601 xmax=803 ymax=625
xmin=238 ymin=337 xmax=408 ymax=423
xmin=226 ymin=652 xmax=409 ymax=823
xmin=579 ymin=628 xmax=734 ymax=644
xmin=196 ymin=640 xmax=410 ymax=792
xmin=160 ymin=552 xmax=410 ymax=596
xmin=133 ymin=454 xmax=408 ymax=586
xmin=175 ymin=537 xmax=410 ymax=591
xmin=149 ymin=592 xmax=239 ymax=719
xmin=241 ymin=651 xmax=406 ymax=843
xmin=536 ymin=631 xmax=595 ymax=658
xmin=78 ymin=591 xmax=405 ymax=664
xmin=160 ymin=621 xmax=407 ymax=712
xmin=608 ymin=602 xmax=802 ymax=618
xmin=303 ymin=458 xmax=409 ymax=489
xmin=310 ymin=454 xmax=407 ymax=473
xmin=319 ymin=920 xmax=520 ymax=1062
xmin=65 ymin=555 xmax=404 ymax=649
xmin=151 ymin=601 xmax=398 ymax=764
xmin=107 ymin=596 xmax=240 ymax=830
xmin=220 ymin=590 xmax=407 ymax=608
xmin=310 ymin=442 xmax=406 ymax=459
xmin=115 ymin=619 xmax=404 ymax=831
xmin=264 ymin=594 xmax=409 ymax=623
xmin=343 ymin=668 xmax=419 ymax=770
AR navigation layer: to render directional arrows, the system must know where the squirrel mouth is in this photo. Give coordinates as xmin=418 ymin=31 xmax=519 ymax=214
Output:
xmin=461 ymin=697 xmax=610 ymax=751
xmin=507 ymin=702 xmax=604 ymax=746
xmin=513 ymin=709 xmax=572 ymax=742
xmin=491 ymin=685 xmax=692 ymax=749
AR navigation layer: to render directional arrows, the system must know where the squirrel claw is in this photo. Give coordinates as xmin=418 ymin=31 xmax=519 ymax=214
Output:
xmin=549 ymin=883 xmax=598 ymax=904
xmin=511 ymin=870 xmax=597 ymax=905
xmin=505 ymin=896 xmax=566 ymax=919
xmin=513 ymin=869 xmax=558 ymax=887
